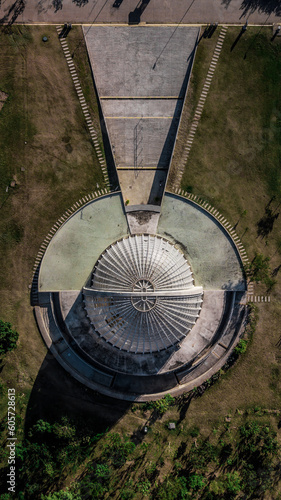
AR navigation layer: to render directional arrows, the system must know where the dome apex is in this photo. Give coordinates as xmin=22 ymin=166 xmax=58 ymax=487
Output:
xmin=83 ymin=235 xmax=203 ymax=354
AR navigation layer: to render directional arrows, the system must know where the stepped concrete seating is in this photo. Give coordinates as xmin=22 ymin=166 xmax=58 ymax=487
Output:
xmin=35 ymin=299 xmax=114 ymax=389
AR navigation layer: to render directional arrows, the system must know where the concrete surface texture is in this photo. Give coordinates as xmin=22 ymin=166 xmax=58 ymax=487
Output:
xmin=39 ymin=192 xmax=129 ymax=291
xmin=39 ymin=192 xmax=246 ymax=292
xmin=157 ymin=193 xmax=246 ymax=291
xmin=36 ymin=190 xmax=247 ymax=399
xmin=59 ymin=288 xmax=225 ymax=375
xmin=83 ymin=25 xmax=199 ymax=206
xmin=1 ymin=0 xmax=280 ymax=25
xmin=118 ymin=170 xmax=167 ymax=206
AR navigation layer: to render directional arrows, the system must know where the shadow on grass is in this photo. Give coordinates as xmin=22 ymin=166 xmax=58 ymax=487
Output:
xmin=0 ymin=0 xmax=25 ymax=28
xmin=230 ymin=28 xmax=245 ymax=51
xmin=52 ymin=0 xmax=63 ymax=12
xmin=24 ymin=351 xmax=131 ymax=435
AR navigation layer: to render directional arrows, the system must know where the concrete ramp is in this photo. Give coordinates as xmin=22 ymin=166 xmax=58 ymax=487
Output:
xmin=83 ymin=26 xmax=199 ymax=211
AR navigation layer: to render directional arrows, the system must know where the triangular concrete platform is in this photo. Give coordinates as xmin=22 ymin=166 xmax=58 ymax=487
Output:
xmin=83 ymin=26 xmax=199 ymax=216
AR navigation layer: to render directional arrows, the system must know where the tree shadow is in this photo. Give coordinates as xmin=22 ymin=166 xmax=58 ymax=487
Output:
xmin=130 ymin=425 xmax=147 ymax=445
xmin=221 ymin=0 xmax=232 ymax=7
xmin=52 ymin=0 xmax=63 ymax=13
xmin=0 ymin=0 xmax=25 ymax=27
xmin=129 ymin=0 xmax=151 ymax=24
xmin=177 ymin=393 xmax=193 ymax=423
xmin=272 ymin=264 xmax=281 ymax=277
xmin=202 ymin=23 xmax=218 ymax=39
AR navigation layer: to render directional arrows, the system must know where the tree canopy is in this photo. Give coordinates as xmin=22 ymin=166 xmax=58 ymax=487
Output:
xmin=0 ymin=320 xmax=19 ymax=356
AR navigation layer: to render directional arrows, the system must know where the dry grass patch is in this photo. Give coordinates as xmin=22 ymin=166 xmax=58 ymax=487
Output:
xmin=168 ymin=26 xmax=220 ymax=188
xmin=0 ymin=89 xmax=8 ymax=111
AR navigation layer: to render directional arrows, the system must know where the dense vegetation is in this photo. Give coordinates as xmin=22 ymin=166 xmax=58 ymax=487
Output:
xmin=6 ymin=409 xmax=281 ymax=499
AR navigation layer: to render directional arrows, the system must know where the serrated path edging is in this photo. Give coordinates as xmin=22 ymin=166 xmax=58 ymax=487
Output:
xmin=174 ymin=26 xmax=228 ymax=189
xmin=169 ymin=188 xmax=255 ymax=299
xmin=55 ymin=25 xmax=110 ymax=189
xmin=31 ymin=188 xmax=112 ymax=305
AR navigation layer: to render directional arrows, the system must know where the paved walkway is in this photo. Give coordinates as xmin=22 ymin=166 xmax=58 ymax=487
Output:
xmin=0 ymin=0 xmax=280 ymax=26
xmin=173 ymin=26 xmax=228 ymax=190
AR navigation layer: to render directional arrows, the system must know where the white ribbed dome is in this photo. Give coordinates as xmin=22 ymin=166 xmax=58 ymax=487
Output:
xmin=83 ymin=235 xmax=203 ymax=354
